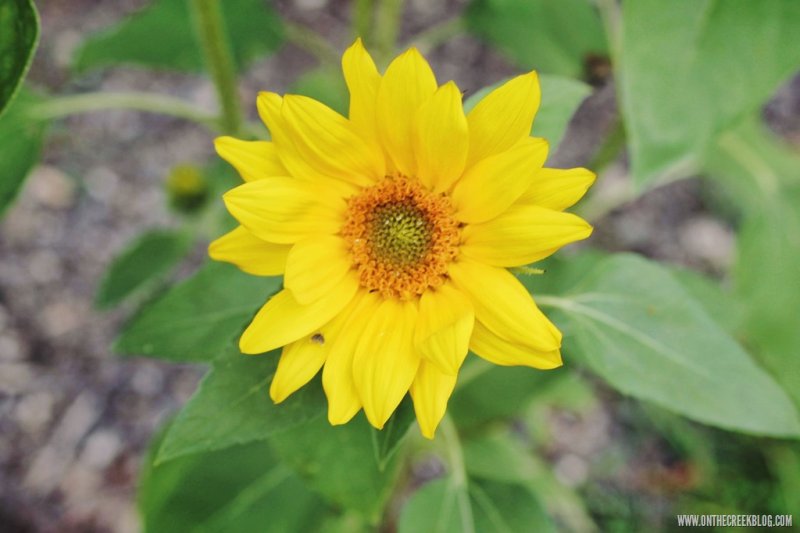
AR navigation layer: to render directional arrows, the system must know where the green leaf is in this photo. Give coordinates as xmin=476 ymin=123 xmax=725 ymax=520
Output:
xmin=0 ymin=0 xmax=39 ymax=117
xmin=140 ymin=427 xmax=324 ymax=533
xmin=114 ymin=261 xmax=279 ymax=362
xmin=73 ymin=0 xmax=284 ymax=72
xmin=371 ymin=397 xmax=415 ymax=471
xmin=465 ymin=0 xmax=606 ymax=78
xmin=291 ymin=66 xmax=349 ymax=117
xmin=705 ymin=118 xmax=800 ymax=409
xmin=619 ymin=0 xmax=800 ymax=186
xmin=398 ymin=476 xmax=554 ymax=533
xmin=95 ymin=229 xmax=192 ymax=309
xmin=464 ymin=75 xmax=591 ymax=155
xmin=269 ymin=412 xmax=404 ymax=522
xmin=0 ymin=90 xmax=47 ymax=217
xmin=544 ymin=253 xmax=800 ymax=437
xmin=156 ymin=347 xmax=324 ymax=463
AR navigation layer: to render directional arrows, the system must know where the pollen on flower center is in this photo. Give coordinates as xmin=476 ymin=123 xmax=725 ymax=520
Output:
xmin=342 ymin=176 xmax=460 ymax=300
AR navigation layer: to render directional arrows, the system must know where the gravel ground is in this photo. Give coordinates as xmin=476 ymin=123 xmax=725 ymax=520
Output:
xmin=1 ymin=0 xmax=797 ymax=531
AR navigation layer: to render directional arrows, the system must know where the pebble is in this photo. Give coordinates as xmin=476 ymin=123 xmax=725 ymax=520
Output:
xmin=80 ymin=429 xmax=123 ymax=470
xmin=15 ymin=391 xmax=55 ymax=434
xmin=27 ymin=165 xmax=78 ymax=210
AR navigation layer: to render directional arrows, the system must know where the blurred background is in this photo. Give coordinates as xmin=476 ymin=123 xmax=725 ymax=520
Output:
xmin=1 ymin=0 xmax=799 ymax=531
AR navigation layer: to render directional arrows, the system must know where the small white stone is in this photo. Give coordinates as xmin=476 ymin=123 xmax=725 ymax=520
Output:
xmin=80 ymin=429 xmax=123 ymax=470
xmin=27 ymin=165 xmax=77 ymax=209
xmin=15 ymin=392 xmax=55 ymax=434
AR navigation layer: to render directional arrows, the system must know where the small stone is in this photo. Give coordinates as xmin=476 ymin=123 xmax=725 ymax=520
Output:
xmin=27 ymin=165 xmax=77 ymax=209
xmin=15 ymin=392 xmax=55 ymax=434
xmin=40 ymin=299 xmax=89 ymax=338
xmin=0 ymin=363 xmax=33 ymax=394
xmin=130 ymin=364 xmax=165 ymax=397
xmin=0 ymin=333 xmax=26 ymax=361
xmin=679 ymin=216 xmax=734 ymax=270
xmin=80 ymin=429 xmax=123 ymax=470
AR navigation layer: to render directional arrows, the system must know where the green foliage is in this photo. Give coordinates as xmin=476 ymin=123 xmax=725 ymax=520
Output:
xmin=156 ymin=347 xmax=325 ymax=463
xmin=0 ymin=90 xmax=47 ymax=217
xmin=114 ymin=262 xmax=279 ymax=361
xmin=371 ymin=398 xmax=415 ymax=470
xmin=465 ymin=0 xmax=606 ymax=78
xmin=270 ymin=411 xmax=405 ymax=522
xmin=705 ymin=118 xmax=800 ymax=409
xmin=618 ymin=0 xmax=800 ymax=187
xmin=464 ymin=75 xmax=591 ymax=155
xmin=95 ymin=229 xmax=192 ymax=309
xmin=545 ymin=254 xmax=800 ymax=438
xmin=140 ymin=427 xmax=325 ymax=533
xmin=73 ymin=0 xmax=284 ymax=72
xmin=0 ymin=0 xmax=39 ymax=117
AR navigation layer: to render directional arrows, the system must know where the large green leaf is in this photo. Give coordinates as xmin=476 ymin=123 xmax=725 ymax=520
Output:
xmin=95 ymin=229 xmax=192 ymax=309
xmin=465 ymin=0 xmax=606 ymax=78
xmin=0 ymin=0 xmax=39 ymax=117
xmin=140 ymin=427 xmax=324 ymax=533
xmin=705 ymin=118 xmax=800 ymax=409
xmin=269 ymin=411 xmax=404 ymax=522
xmin=464 ymin=75 xmax=591 ymax=155
xmin=114 ymin=261 xmax=279 ymax=362
xmin=541 ymin=254 xmax=800 ymax=437
xmin=619 ymin=0 xmax=800 ymax=186
xmin=0 ymin=90 xmax=47 ymax=217
xmin=156 ymin=347 xmax=324 ymax=463
xmin=73 ymin=0 xmax=283 ymax=72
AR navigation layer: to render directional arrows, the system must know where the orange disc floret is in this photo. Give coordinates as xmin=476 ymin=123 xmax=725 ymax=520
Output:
xmin=342 ymin=176 xmax=460 ymax=300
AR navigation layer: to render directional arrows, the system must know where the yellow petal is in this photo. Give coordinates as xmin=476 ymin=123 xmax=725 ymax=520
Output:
xmin=353 ymin=298 xmax=420 ymax=429
xmin=270 ymin=311 xmax=351 ymax=403
xmin=323 ymin=291 xmax=380 ymax=425
xmin=449 ymin=260 xmax=561 ymax=352
xmin=342 ymin=38 xmax=381 ymax=143
xmin=376 ymin=48 xmax=437 ymax=176
xmin=284 ymin=235 xmax=353 ymax=304
xmin=281 ymin=94 xmax=385 ymax=187
xmin=270 ymin=338 xmax=326 ymax=403
xmin=461 ymin=204 xmax=593 ymax=267
xmin=214 ymin=136 xmax=286 ymax=182
xmin=451 ymin=137 xmax=548 ymax=224
xmin=413 ymin=81 xmax=468 ymax=192
xmin=470 ymin=320 xmax=562 ymax=369
xmin=223 ymin=177 xmax=346 ymax=244
xmin=516 ymin=167 xmax=596 ymax=211
xmin=255 ymin=91 xmax=287 ymax=141
xmin=410 ymin=360 xmax=457 ymax=439
xmin=467 ymin=72 xmax=541 ymax=166
xmin=208 ymin=225 xmax=290 ymax=276
xmin=415 ymin=283 xmax=473 ymax=375
xmin=239 ymin=274 xmax=359 ymax=354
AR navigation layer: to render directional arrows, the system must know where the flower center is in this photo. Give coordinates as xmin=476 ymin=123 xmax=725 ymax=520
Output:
xmin=342 ymin=176 xmax=460 ymax=300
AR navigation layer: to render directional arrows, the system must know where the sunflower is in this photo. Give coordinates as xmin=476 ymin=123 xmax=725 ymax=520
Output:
xmin=209 ymin=39 xmax=594 ymax=438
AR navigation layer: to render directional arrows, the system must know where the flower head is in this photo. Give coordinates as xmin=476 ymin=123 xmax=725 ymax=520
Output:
xmin=210 ymin=40 xmax=594 ymax=438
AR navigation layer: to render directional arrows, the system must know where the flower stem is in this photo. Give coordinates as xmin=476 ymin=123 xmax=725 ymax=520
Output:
xmin=375 ymin=0 xmax=405 ymax=65
xmin=189 ymin=0 xmax=242 ymax=135
xmin=410 ymin=16 xmax=465 ymax=54
xmin=29 ymin=92 xmax=218 ymax=128
xmin=439 ymin=414 xmax=475 ymax=532
xmin=353 ymin=0 xmax=374 ymax=44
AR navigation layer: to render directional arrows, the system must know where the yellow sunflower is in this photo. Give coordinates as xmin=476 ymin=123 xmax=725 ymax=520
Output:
xmin=209 ymin=39 xmax=594 ymax=438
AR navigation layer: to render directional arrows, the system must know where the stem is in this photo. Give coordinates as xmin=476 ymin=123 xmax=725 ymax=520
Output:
xmin=284 ymin=21 xmax=341 ymax=66
xmin=29 ymin=92 xmax=218 ymax=129
xmin=375 ymin=0 xmax=404 ymax=65
xmin=190 ymin=0 xmax=242 ymax=135
xmin=353 ymin=0 xmax=374 ymax=44
xmin=439 ymin=414 xmax=475 ymax=533
xmin=410 ymin=16 xmax=465 ymax=54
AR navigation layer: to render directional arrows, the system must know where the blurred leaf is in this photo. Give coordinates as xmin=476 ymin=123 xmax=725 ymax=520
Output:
xmin=0 ymin=90 xmax=47 ymax=217
xmin=705 ymin=118 xmax=800 ymax=409
xmin=465 ymin=0 xmax=606 ymax=78
xmin=114 ymin=261 xmax=279 ymax=361
xmin=269 ymin=412 xmax=403 ymax=522
xmin=464 ymin=75 xmax=591 ymax=155
xmin=95 ymin=229 xmax=192 ymax=309
xmin=449 ymin=360 xmax=555 ymax=428
xmin=545 ymin=253 xmax=800 ymax=437
xmin=667 ymin=267 xmax=744 ymax=335
xmin=157 ymin=347 xmax=324 ymax=463
xmin=619 ymin=0 xmax=800 ymax=186
xmin=291 ymin=66 xmax=349 ymax=116
xmin=398 ymin=476 xmax=554 ymax=533
xmin=73 ymin=0 xmax=283 ymax=72
xmin=371 ymin=398 xmax=415 ymax=471
xmin=141 ymin=427 xmax=324 ymax=533
xmin=0 ymin=0 xmax=39 ymax=117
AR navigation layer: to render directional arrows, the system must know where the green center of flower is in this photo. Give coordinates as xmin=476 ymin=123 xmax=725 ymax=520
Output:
xmin=370 ymin=203 xmax=432 ymax=266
